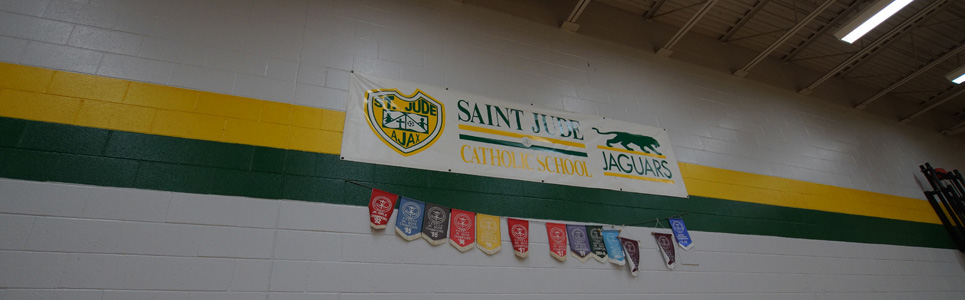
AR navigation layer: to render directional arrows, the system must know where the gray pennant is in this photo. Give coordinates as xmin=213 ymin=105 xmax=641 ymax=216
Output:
xmin=421 ymin=203 xmax=450 ymax=244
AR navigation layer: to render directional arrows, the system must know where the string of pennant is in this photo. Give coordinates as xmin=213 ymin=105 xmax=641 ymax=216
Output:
xmin=347 ymin=180 xmax=690 ymax=228
xmin=353 ymin=179 xmax=694 ymax=276
xmin=628 ymin=212 xmax=691 ymax=227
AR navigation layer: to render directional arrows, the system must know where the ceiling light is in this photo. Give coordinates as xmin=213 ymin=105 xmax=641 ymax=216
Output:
xmin=833 ymin=0 xmax=914 ymax=44
xmin=946 ymin=65 xmax=965 ymax=84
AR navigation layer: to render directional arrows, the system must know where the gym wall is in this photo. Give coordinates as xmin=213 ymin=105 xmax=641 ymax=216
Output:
xmin=0 ymin=0 xmax=963 ymax=299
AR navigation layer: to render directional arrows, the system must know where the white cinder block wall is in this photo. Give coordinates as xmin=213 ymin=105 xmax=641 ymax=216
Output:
xmin=2 ymin=178 xmax=964 ymax=299
xmin=2 ymin=0 xmax=965 ymax=299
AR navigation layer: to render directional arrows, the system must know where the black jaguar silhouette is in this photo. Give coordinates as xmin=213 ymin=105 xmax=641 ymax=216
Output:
xmin=592 ymin=127 xmax=662 ymax=155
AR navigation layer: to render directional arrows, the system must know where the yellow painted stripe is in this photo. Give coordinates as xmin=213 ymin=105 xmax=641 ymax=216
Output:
xmin=458 ymin=124 xmax=585 ymax=148
xmin=0 ymin=62 xmax=941 ymax=225
xmin=596 ymin=145 xmax=666 ymax=159
xmin=0 ymin=62 xmax=343 ymax=154
xmin=603 ymin=172 xmax=674 ymax=184
xmin=680 ymin=163 xmax=940 ymax=224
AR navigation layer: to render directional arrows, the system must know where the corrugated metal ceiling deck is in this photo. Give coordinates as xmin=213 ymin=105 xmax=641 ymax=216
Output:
xmin=465 ymin=0 xmax=965 ymax=136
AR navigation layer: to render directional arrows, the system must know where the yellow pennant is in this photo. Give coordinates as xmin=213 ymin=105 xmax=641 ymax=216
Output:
xmin=476 ymin=213 xmax=502 ymax=255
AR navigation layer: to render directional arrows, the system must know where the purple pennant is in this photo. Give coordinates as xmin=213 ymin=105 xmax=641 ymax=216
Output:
xmin=653 ymin=232 xmax=677 ymax=270
xmin=620 ymin=237 xmax=641 ymax=277
xmin=566 ymin=225 xmax=592 ymax=261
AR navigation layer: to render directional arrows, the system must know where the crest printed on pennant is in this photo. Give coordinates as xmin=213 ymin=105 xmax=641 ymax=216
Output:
xmin=587 ymin=226 xmax=608 ymax=263
xmin=421 ymin=203 xmax=450 ymax=245
xmin=449 ymin=209 xmax=476 ymax=252
xmin=364 ymin=88 xmax=445 ymax=156
xmin=602 ymin=229 xmax=624 ymax=265
xmin=507 ymin=218 xmax=529 ymax=258
xmin=668 ymin=218 xmax=693 ymax=250
xmin=368 ymin=189 xmax=398 ymax=229
xmin=394 ymin=197 xmax=425 ymax=241
xmin=566 ymin=225 xmax=592 ymax=262
xmin=476 ymin=214 xmax=501 ymax=255
xmin=653 ymin=232 xmax=677 ymax=270
xmin=620 ymin=237 xmax=641 ymax=277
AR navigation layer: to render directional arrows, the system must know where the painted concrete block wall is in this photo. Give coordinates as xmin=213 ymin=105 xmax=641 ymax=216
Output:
xmin=1 ymin=178 xmax=964 ymax=299
xmin=0 ymin=0 xmax=960 ymax=200
xmin=2 ymin=0 xmax=965 ymax=298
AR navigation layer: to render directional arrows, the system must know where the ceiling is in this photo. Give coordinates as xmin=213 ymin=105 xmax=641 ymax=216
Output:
xmin=462 ymin=0 xmax=965 ymax=136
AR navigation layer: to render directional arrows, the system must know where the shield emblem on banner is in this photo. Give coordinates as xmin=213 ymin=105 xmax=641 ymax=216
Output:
xmin=364 ymin=88 xmax=445 ymax=156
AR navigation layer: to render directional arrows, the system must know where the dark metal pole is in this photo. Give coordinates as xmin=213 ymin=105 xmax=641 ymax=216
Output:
xmin=926 ymin=191 xmax=965 ymax=251
xmin=920 ymin=163 xmax=965 ymax=251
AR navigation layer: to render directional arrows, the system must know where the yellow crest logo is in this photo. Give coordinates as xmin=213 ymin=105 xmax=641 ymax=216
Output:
xmin=364 ymin=88 xmax=445 ymax=156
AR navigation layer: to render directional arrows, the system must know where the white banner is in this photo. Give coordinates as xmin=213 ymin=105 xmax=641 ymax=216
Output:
xmin=342 ymin=74 xmax=688 ymax=198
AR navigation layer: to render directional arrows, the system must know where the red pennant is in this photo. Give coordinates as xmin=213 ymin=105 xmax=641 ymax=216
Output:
xmin=449 ymin=209 xmax=476 ymax=252
xmin=653 ymin=232 xmax=676 ymax=269
xmin=507 ymin=218 xmax=529 ymax=258
xmin=546 ymin=222 xmax=568 ymax=262
xmin=368 ymin=189 xmax=398 ymax=229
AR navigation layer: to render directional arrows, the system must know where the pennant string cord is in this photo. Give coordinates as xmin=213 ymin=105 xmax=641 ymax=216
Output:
xmin=347 ymin=179 xmax=689 ymax=229
xmin=625 ymin=212 xmax=690 ymax=227
xmin=345 ymin=180 xmax=376 ymax=190
xmin=346 ymin=179 xmax=683 ymax=217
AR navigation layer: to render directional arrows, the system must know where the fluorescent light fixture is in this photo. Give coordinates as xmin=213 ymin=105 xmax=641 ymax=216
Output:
xmin=946 ymin=65 xmax=965 ymax=84
xmin=833 ymin=0 xmax=914 ymax=44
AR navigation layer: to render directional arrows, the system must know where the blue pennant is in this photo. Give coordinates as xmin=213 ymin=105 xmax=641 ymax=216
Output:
xmin=601 ymin=229 xmax=625 ymax=265
xmin=669 ymin=218 xmax=693 ymax=250
xmin=394 ymin=197 xmax=425 ymax=241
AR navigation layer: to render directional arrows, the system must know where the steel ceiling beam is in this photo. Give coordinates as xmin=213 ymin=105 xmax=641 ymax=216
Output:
xmin=656 ymin=0 xmax=720 ymax=57
xmin=787 ymin=51 xmax=857 ymax=62
xmin=734 ymin=0 xmax=836 ymax=77
xmin=728 ymin=28 xmax=787 ymax=42
xmin=855 ymin=41 xmax=965 ymax=110
xmin=562 ymin=0 xmax=592 ymax=31
xmin=720 ymin=0 xmax=772 ymax=42
xmin=941 ymin=121 xmax=965 ymax=136
xmin=644 ymin=0 xmax=669 ymax=20
xmin=837 ymin=9 xmax=948 ymax=79
xmin=799 ymin=0 xmax=951 ymax=95
xmin=900 ymin=85 xmax=965 ymax=123
xmin=920 ymin=16 xmax=965 ymax=28
xmin=783 ymin=0 xmax=868 ymax=62
xmin=565 ymin=0 xmax=591 ymax=22
xmin=653 ymin=1 xmax=712 ymax=19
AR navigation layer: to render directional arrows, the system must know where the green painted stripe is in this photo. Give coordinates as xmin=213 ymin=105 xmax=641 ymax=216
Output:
xmin=0 ymin=116 xmax=953 ymax=249
xmin=459 ymin=134 xmax=588 ymax=157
